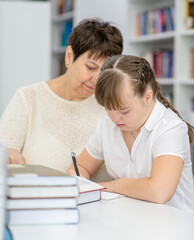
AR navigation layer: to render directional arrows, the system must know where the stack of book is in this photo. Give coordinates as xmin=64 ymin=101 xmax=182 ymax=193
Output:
xmin=0 ymin=143 xmax=7 ymax=239
xmin=6 ymin=165 xmax=79 ymax=225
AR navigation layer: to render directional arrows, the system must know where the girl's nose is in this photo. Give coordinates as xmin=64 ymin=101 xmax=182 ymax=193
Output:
xmin=110 ymin=111 xmax=122 ymax=123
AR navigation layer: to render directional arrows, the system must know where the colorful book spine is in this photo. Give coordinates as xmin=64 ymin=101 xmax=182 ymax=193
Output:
xmin=57 ymin=0 xmax=74 ymax=14
xmin=184 ymin=0 xmax=194 ymax=29
xmin=143 ymin=49 xmax=174 ymax=79
xmin=190 ymin=49 xmax=194 ymax=79
xmin=62 ymin=21 xmax=73 ymax=47
xmin=135 ymin=5 xmax=175 ymax=36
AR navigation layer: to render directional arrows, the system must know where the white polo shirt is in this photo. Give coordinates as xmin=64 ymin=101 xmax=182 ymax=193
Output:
xmin=86 ymin=100 xmax=194 ymax=213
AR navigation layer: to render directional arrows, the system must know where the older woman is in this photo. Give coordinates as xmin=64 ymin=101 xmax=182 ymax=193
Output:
xmin=0 ymin=19 xmax=123 ymax=180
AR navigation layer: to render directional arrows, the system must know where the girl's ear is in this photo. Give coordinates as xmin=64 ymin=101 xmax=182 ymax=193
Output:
xmin=145 ymin=89 xmax=153 ymax=106
xmin=65 ymin=45 xmax=74 ymax=68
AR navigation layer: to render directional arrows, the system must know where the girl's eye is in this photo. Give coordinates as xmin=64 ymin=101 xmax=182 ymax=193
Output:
xmin=121 ymin=111 xmax=129 ymax=115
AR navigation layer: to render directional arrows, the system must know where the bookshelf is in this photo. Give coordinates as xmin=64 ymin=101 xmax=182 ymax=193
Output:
xmin=50 ymin=0 xmax=128 ymax=78
xmin=51 ymin=0 xmax=74 ymax=78
xmin=127 ymin=0 xmax=194 ymax=126
xmin=50 ymin=0 xmax=194 ymax=125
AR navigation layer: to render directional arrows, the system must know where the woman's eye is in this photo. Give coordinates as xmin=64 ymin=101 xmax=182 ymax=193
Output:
xmin=87 ymin=65 xmax=95 ymax=70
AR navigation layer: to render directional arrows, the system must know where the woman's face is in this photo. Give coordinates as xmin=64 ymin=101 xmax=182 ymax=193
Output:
xmin=106 ymin=82 xmax=154 ymax=133
xmin=66 ymin=48 xmax=106 ymax=99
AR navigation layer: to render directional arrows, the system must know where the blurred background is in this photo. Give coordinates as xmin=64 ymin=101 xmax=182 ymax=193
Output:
xmin=0 ymin=0 xmax=194 ymax=127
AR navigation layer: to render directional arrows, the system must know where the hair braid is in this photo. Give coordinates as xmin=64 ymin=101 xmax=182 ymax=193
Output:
xmin=155 ymin=81 xmax=194 ymax=143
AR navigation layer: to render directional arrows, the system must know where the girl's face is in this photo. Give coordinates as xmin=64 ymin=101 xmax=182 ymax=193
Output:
xmin=106 ymin=82 xmax=154 ymax=133
xmin=65 ymin=47 xmax=106 ymax=99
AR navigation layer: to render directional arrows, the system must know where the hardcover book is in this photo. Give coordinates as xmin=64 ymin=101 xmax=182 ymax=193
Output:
xmin=7 ymin=164 xmax=77 ymax=186
xmin=8 ymin=208 xmax=79 ymax=225
xmin=75 ymin=176 xmax=105 ymax=205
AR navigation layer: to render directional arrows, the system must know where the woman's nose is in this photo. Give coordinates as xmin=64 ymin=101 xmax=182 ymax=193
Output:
xmin=90 ymin=71 xmax=100 ymax=83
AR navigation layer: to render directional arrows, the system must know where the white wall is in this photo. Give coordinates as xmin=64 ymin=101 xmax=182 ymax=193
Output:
xmin=0 ymin=1 xmax=51 ymax=116
xmin=74 ymin=0 xmax=129 ymax=53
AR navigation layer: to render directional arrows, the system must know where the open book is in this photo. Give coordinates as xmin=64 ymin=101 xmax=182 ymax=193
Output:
xmin=75 ymin=177 xmax=126 ymax=204
xmin=75 ymin=176 xmax=105 ymax=205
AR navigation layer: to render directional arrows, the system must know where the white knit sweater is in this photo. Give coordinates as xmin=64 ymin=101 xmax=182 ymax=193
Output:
xmin=0 ymin=82 xmax=111 ymax=181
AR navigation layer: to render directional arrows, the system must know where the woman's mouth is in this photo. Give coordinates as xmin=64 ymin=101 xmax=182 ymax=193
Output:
xmin=84 ymin=83 xmax=95 ymax=91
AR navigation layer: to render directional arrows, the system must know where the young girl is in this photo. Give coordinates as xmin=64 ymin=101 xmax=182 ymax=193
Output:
xmin=67 ymin=55 xmax=194 ymax=212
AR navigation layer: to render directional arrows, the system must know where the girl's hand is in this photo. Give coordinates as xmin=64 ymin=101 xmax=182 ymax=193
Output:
xmin=8 ymin=148 xmax=26 ymax=164
xmin=99 ymin=181 xmax=115 ymax=192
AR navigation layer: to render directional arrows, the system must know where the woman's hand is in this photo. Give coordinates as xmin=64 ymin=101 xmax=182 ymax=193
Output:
xmin=8 ymin=148 xmax=26 ymax=164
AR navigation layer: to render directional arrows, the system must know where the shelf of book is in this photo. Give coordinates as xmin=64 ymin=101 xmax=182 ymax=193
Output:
xmin=127 ymin=0 xmax=194 ymax=126
xmin=50 ymin=0 xmax=194 ymax=126
xmin=51 ymin=0 xmax=74 ymax=78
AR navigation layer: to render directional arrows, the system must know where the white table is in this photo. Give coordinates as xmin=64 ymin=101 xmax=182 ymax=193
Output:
xmin=10 ymin=197 xmax=194 ymax=240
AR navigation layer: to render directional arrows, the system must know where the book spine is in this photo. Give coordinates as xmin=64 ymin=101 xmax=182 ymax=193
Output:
xmin=190 ymin=49 xmax=194 ymax=79
xmin=0 ymin=143 xmax=7 ymax=240
xmin=137 ymin=5 xmax=175 ymax=36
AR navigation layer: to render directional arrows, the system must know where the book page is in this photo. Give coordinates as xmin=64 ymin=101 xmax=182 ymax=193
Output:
xmin=75 ymin=176 xmax=105 ymax=192
xmin=101 ymin=191 xmax=126 ymax=201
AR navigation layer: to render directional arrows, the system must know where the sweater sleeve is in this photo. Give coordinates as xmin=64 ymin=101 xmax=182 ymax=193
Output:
xmin=0 ymin=88 xmax=29 ymax=151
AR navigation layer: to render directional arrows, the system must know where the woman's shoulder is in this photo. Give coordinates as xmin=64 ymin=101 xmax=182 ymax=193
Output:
xmin=16 ymin=81 xmax=48 ymax=101
xmin=18 ymin=81 xmax=46 ymax=94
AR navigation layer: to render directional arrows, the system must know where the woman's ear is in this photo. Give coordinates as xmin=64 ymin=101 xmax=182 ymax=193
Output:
xmin=65 ymin=45 xmax=74 ymax=68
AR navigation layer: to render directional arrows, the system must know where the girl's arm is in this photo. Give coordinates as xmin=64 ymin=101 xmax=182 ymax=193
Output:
xmin=67 ymin=148 xmax=104 ymax=179
xmin=100 ymin=155 xmax=183 ymax=204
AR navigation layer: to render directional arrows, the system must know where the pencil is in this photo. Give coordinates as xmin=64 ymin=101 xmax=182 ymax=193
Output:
xmin=71 ymin=152 xmax=80 ymax=176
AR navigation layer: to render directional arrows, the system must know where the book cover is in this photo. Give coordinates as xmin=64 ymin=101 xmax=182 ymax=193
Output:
xmin=7 ymin=164 xmax=77 ymax=186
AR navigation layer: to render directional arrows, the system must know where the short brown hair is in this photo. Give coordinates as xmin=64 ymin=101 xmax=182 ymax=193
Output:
xmin=95 ymin=55 xmax=194 ymax=143
xmin=68 ymin=18 xmax=123 ymax=61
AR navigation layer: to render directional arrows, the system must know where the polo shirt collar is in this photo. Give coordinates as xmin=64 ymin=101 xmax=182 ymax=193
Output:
xmin=144 ymin=99 xmax=166 ymax=131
